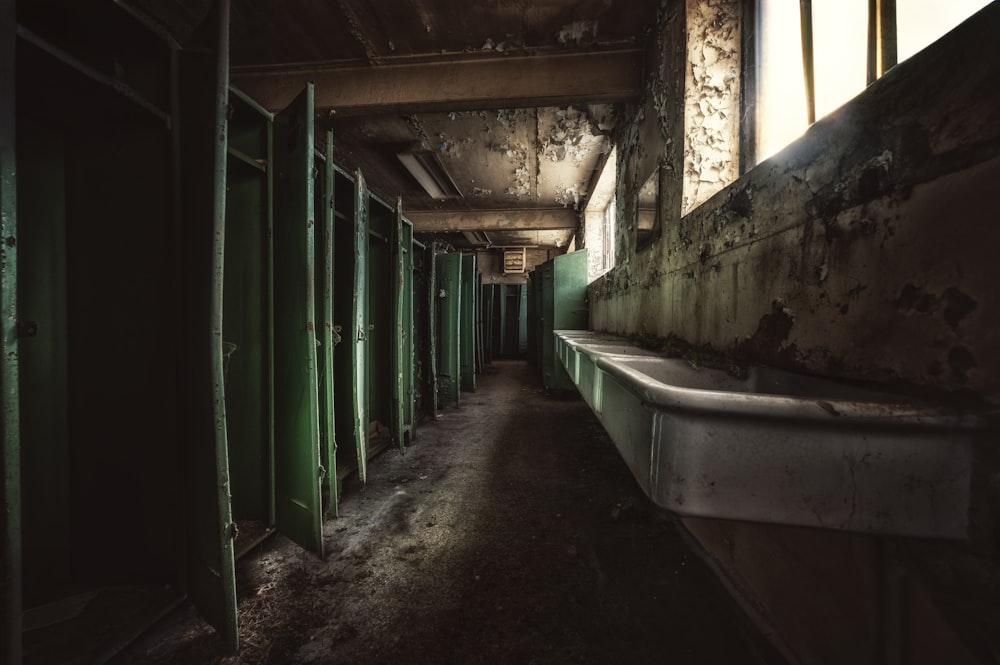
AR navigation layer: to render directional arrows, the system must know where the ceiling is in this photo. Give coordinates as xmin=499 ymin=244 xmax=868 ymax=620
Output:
xmin=221 ymin=0 xmax=655 ymax=254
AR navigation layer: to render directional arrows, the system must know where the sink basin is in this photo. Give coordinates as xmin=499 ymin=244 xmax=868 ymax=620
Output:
xmin=554 ymin=330 xmax=985 ymax=538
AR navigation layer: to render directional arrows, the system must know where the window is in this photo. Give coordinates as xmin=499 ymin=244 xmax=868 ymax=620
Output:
xmin=603 ymin=195 xmax=617 ymax=272
xmin=897 ymin=0 xmax=992 ymax=61
xmin=584 ymin=147 xmax=617 ymax=282
xmin=755 ymin=0 xmax=992 ymax=163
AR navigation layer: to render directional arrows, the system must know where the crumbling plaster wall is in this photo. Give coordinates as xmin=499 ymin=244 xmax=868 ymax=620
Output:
xmin=682 ymin=0 xmax=741 ymax=214
xmin=593 ymin=1 xmax=1000 ymax=407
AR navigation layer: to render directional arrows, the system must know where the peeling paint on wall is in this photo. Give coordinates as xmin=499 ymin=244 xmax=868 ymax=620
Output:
xmin=683 ymin=0 xmax=740 ymax=214
xmin=554 ymin=180 xmax=588 ymax=209
xmin=537 ymin=106 xmax=606 ymax=167
xmin=556 ymin=19 xmax=598 ymax=45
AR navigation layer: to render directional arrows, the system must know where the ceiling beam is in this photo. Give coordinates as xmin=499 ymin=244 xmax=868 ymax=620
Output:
xmin=230 ymin=49 xmax=642 ymax=115
xmin=407 ymin=208 xmax=579 ymax=233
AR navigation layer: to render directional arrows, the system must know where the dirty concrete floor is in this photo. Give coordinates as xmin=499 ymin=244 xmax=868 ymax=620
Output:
xmin=116 ymin=360 xmax=761 ymax=664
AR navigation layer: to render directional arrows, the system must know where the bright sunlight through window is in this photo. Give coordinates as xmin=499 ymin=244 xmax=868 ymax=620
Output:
xmin=757 ymin=0 xmax=993 ymax=164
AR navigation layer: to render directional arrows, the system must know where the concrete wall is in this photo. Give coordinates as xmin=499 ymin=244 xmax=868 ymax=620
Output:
xmin=590 ymin=2 xmax=1000 ymax=663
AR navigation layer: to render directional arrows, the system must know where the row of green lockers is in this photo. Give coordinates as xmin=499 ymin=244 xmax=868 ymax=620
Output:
xmin=0 ymin=7 xmax=589 ymax=661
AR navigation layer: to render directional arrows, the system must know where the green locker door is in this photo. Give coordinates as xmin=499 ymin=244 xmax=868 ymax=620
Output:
xmin=498 ymin=285 xmax=508 ymax=354
xmin=539 ymin=262 xmax=556 ymax=388
xmin=435 ymin=252 xmax=462 ymax=409
xmin=179 ymin=9 xmax=239 ymax=649
xmin=518 ymin=283 xmax=529 ymax=355
xmin=352 ymin=170 xmax=369 ymax=483
xmin=482 ymin=284 xmax=494 ymax=365
xmin=315 ymin=132 xmax=338 ymax=516
xmin=0 ymin=4 xmax=20 ymax=658
xmin=392 ymin=203 xmax=414 ymax=450
xmin=460 ymin=253 xmax=476 ymax=392
xmin=425 ymin=245 xmax=439 ymax=417
xmin=272 ymin=83 xmax=324 ymax=557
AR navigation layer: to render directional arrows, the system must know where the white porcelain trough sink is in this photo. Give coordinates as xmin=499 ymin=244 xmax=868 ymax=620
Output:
xmin=554 ymin=330 xmax=986 ymax=538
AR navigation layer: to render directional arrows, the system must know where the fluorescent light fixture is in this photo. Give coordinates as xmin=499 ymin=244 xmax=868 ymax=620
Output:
xmin=461 ymin=231 xmax=490 ymax=246
xmin=396 ymin=145 xmax=463 ymax=199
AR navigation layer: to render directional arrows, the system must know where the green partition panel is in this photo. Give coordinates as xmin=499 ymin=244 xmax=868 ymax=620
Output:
xmin=352 ymin=170 xmax=369 ymax=483
xmin=224 ymin=86 xmax=275 ymax=552
xmin=540 ymin=250 xmax=589 ymax=391
xmin=460 ymin=253 xmax=477 ymax=392
xmin=272 ymin=83 xmax=324 ymax=557
xmin=0 ymin=3 xmax=19 ymax=659
xmin=435 ymin=252 xmax=462 ymax=409
xmin=315 ymin=133 xmax=338 ymax=516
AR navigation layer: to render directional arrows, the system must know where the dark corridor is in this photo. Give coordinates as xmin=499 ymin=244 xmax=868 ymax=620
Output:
xmin=117 ymin=361 xmax=761 ymax=665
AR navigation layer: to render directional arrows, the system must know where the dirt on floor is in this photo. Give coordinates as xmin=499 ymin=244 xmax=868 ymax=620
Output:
xmin=115 ymin=361 xmax=762 ymax=665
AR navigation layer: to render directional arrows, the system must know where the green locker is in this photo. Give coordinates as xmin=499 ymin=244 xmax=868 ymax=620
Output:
xmin=527 ymin=272 xmax=539 ymax=367
xmin=180 ymin=7 xmax=239 ymax=648
xmin=11 ymin=3 xmax=211 ymax=657
xmin=499 ymin=285 xmax=508 ymax=354
xmin=332 ymin=166 xmax=366 ymax=485
xmin=367 ymin=195 xmax=396 ymax=454
xmin=482 ymin=284 xmax=495 ymax=365
xmin=394 ymin=205 xmax=416 ymax=447
xmin=517 ymin=285 xmax=528 ymax=356
xmin=413 ymin=242 xmax=436 ymax=418
xmin=224 ymin=86 xmax=276 ymax=557
xmin=272 ymin=83 xmax=324 ymax=558
xmin=435 ymin=252 xmax=462 ymax=409
xmin=460 ymin=253 xmax=477 ymax=392
xmin=428 ymin=245 xmax=439 ymax=416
